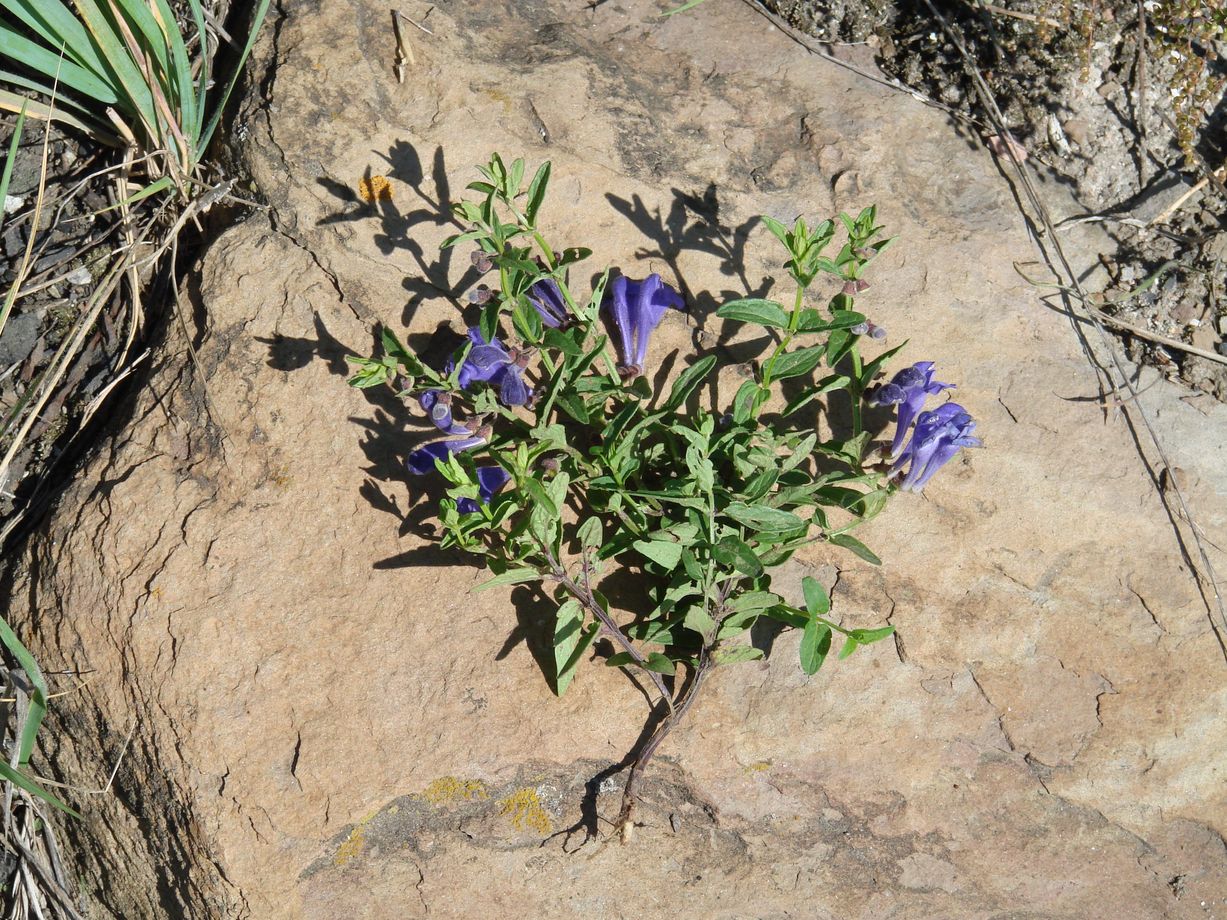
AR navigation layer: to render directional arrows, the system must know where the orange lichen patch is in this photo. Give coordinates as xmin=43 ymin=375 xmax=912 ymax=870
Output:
xmin=357 ymin=174 xmax=393 ymax=202
xmin=743 ymin=760 xmax=772 ymax=774
xmin=420 ymin=776 xmax=488 ymax=805
xmin=497 ymin=788 xmax=551 ymax=834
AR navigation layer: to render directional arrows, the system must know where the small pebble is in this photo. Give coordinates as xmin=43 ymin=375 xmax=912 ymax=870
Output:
xmin=66 ymin=267 xmax=92 ymax=286
xmin=60 ymin=147 xmax=77 ymax=169
xmin=3 ymin=194 xmax=23 ymax=215
xmin=1061 ymin=118 xmax=1090 ymax=149
xmin=1097 ymin=80 xmax=1120 ymax=98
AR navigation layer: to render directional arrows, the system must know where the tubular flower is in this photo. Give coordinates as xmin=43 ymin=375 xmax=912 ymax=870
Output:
xmin=448 ymin=328 xmax=532 ymax=407
xmin=406 ymin=434 xmax=487 ymax=476
xmin=865 ymin=361 xmax=954 ymax=458
xmin=456 ymin=466 xmax=513 ymax=514
xmin=602 ymin=273 xmax=685 ymax=374
xmin=526 ymin=278 xmax=570 ymax=329
xmin=418 ymin=390 xmax=469 ymax=435
xmin=888 ymin=403 xmax=981 ymax=492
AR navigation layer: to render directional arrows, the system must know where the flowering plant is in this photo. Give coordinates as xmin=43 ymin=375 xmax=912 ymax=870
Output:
xmin=346 ymin=154 xmax=979 ymax=839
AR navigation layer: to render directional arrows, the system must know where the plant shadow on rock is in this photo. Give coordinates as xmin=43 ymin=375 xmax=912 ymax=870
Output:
xmin=316 ymin=142 xmax=486 ymax=328
xmin=256 ymin=313 xmax=479 ymax=571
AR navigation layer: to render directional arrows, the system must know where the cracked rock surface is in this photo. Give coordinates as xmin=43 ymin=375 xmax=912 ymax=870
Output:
xmin=6 ymin=0 xmax=1227 ymax=916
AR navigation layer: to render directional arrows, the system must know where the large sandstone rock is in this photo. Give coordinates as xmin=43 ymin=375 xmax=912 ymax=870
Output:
xmin=6 ymin=0 xmax=1227 ymax=916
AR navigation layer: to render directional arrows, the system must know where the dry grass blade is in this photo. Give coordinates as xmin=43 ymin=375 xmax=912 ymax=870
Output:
xmin=0 ymin=63 xmax=61 ymax=346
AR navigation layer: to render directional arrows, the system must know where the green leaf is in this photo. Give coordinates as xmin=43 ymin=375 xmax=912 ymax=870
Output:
xmin=524 ymin=477 xmax=559 ymax=518
xmin=553 ymin=600 xmax=596 ymax=696
xmin=728 ymin=591 xmax=781 ymax=612
xmin=633 ymin=538 xmax=683 ymax=571
xmin=829 ymin=533 xmax=882 ymax=565
xmin=525 ymin=160 xmax=551 ymax=225
xmin=850 ymin=626 xmax=895 ymax=644
xmin=770 ymin=346 xmax=825 ymax=380
xmin=684 ymin=605 xmax=717 ymax=641
xmin=795 ymin=309 xmax=866 ymax=333
xmin=713 ymin=535 xmax=763 ymax=577
xmin=724 ymin=502 xmax=806 ymax=535
xmin=732 ymin=380 xmax=761 ymax=424
xmin=781 ymin=375 xmax=851 ymax=417
xmin=743 ymin=467 xmax=777 ymax=502
xmin=0 ymin=762 xmax=79 ymax=819
xmin=714 ymin=645 xmax=764 ymax=665
xmin=0 ymin=614 xmax=45 ymax=765
xmin=576 ymin=516 xmax=603 ymax=549
xmin=662 ymin=355 xmax=717 ymax=412
xmin=799 ymin=620 xmax=832 ymax=675
xmin=474 ymin=567 xmax=541 ymax=592
xmin=543 ymin=325 xmax=582 ymax=356
xmin=838 ymin=635 xmax=860 ymax=660
xmin=801 ymin=576 xmax=830 ymax=616
xmin=716 ymin=298 xmax=789 ymax=329
xmin=859 ymin=340 xmax=910 ymax=387
xmin=0 ymin=99 xmax=26 ymax=240
xmin=644 ymin=652 xmax=676 ymax=675
xmin=760 ymin=214 xmax=791 ymax=249
xmin=0 ymin=23 xmax=120 ymax=104
xmin=663 ymin=0 xmax=713 ymax=15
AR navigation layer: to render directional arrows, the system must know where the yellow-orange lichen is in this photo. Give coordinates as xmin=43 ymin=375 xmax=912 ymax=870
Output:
xmin=357 ymin=175 xmax=393 ymax=203
xmin=497 ymin=788 xmax=552 ymax=834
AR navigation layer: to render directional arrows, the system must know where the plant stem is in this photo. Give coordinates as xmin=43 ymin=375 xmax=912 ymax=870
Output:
xmin=543 ymin=546 xmax=673 ymax=708
xmin=614 ymin=647 xmax=713 ymax=842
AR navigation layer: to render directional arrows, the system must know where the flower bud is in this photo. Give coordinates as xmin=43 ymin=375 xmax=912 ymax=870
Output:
xmin=468 ymin=284 xmax=493 ymax=305
xmin=471 ymin=250 xmax=494 ymax=273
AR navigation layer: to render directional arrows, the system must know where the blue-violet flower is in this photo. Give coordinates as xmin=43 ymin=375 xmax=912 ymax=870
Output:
xmin=888 ymin=402 xmax=981 ymax=492
xmin=866 ymin=361 xmax=954 ymax=458
xmin=526 ymin=278 xmax=570 ymax=329
xmin=449 ymin=327 xmax=531 ymax=407
xmin=602 ymin=273 xmax=685 ymax=374
xmin=456 ymin=466 xmax=513 ymax=514
xmin=406 ymin=433 xmax=488 ymax=476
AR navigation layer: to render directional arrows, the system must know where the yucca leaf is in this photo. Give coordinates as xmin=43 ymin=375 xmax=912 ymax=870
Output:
xmin=185 ymin=0 xmax=208 ymax=141
xmin=0 ymin=763 xmax=80 ymax=818
xmin=0 ymin=0 xmax=111 ymax=82
xmin=150 ymin=0 xmax=197 ymax=146
xmin=198 ymin=0 xmax=272 ymax=153
xmin=69 ymin=0 xmax=158 ymax=131
xmin=0 ymin=24 xmax=118 ymax=102
xmin=0 ymin=98 xmax=24 ymax=239
xmin=0 ymin=615 xmax=47 ymax=765
xmin=0 ymin=69 xmax=104 ymax=121
xmin=0 ymin=88 xmax=105 ymax=135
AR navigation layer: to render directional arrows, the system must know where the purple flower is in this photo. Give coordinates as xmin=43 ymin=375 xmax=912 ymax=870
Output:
xmin=418 ymin=390 xmax=469 ymax=435
xmin=888 ymin=402 xmax=981 ymax=492
xmin=456 ymin=466 xmax=513 ymax=514
xmin=448 ymin=328 xmax=532 ymax=407
xmin=526 ymin=278 xmax=570 ymax=329
xmin=406 ymin=434 xmax=487 ymax=476
xmin=866 ymin=361 xmax=954 ymax=458
xmin=602 ymin=273 xmax=685 ymax=374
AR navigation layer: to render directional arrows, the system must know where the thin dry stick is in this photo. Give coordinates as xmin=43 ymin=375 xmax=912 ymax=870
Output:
xmin=391 ymin=11 xmax=415 ymax=83
xmin=971 ymin=1 xmax=1062 ymax=27
xmin=920 ymin=0 xmax=1227 ymax=659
